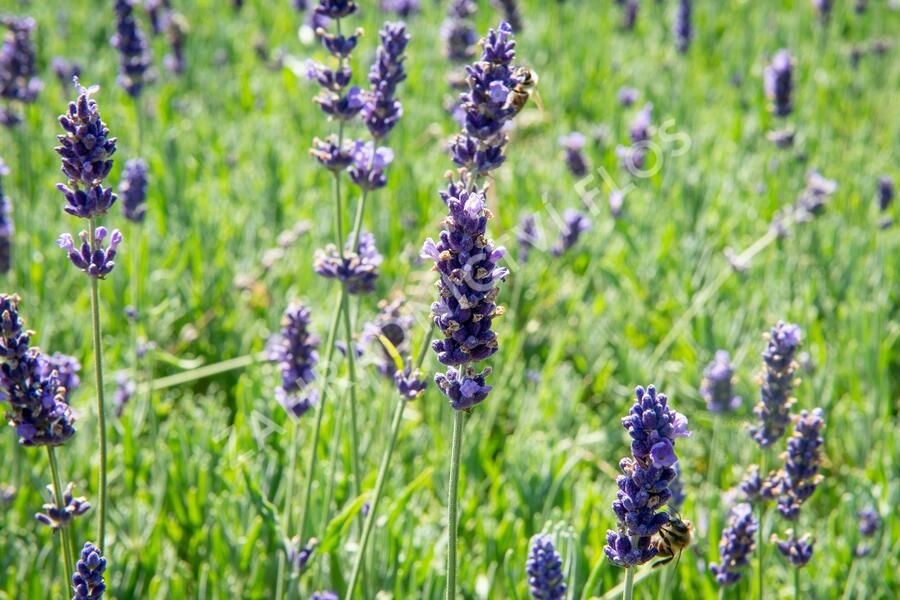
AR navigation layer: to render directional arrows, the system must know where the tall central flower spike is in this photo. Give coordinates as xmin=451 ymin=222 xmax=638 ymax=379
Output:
xmin=750 ymin=321 xmax=801 ymax=448
xmin=423 ymin=22 xmax=531 ymax=411
xmin=0 ymin=294 xmax=77 ymax=447
xmin=604 ymin=385 xmax=691 ymax=568
xmin=773 ymin=408 xmax=825 ymax=520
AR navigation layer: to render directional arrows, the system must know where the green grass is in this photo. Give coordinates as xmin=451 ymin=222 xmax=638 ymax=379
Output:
xmin=1 ymin=0 xmax=898 ymax=598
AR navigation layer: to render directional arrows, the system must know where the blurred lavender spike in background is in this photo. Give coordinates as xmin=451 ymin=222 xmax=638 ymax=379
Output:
xmin=526 ymin=534 xmax=567 ymax=600
xmin=111 ymin=0 xmax=154 ymax=97
xmin=750 ymin=321 xmax=801 ymax=448
xmin=711 ymin=503 xmax=758 ymax=586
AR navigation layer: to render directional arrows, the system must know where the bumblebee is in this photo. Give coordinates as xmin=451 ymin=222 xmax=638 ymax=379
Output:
xmin=651 ymin=513 xmax=693 ymax=569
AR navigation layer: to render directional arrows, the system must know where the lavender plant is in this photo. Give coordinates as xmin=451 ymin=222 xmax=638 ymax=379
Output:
xmin=0 ymin=16 xmax=42 ymax=127
xmin=750 ymin=322 xmax=801 ymax=448
xmin=72 ymin=542 xmax=107 ymax=599
xmin=526 ymin=534 xmax=566 ymax=600
xmin=0 ymin=293 xmax=78 ymax=591
xmin=54 ymin=80 xmax=121 ymax=553
xmin=855 ymin=508 xmax=881 ymax=557
xmin=604 ymin=385 xmax=690 ymax=599
xmin=673 ymin=0 xmax=692 ymax=53
xmin=710 ymin=503 xmax=758 ymax=586
xmin=701 ymin=351 xmax=741 ymax=414
xmin=551 ymin=209 xmax=591 ymax=257
xmin=420 ymin=21 xmax=531 ymax=600
xmin=559 ymin=132 xmax=589 ymax=178
xmin=35 ymin=482 xmax=91 ymax=529
xmin=111 ymin=0 xmax=154 ymax=98
xmin=267 ymin=303 xmax=321 ymax=418
xmin=764 ymin=50 xmax=793 ymax=118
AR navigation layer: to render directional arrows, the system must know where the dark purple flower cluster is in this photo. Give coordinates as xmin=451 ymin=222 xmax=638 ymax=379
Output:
xmin=764 ymin=49 xmax=793 ymax=118
xmin=311 ymin=136 xmax=353 ymax=172
xmin=111 ymin=0 xmax=154 ymax=98
xmin=493 ymin=0 xmax=523 ymax=33
xmin=0 ymin=158 xmax=12 ymax=273
xmin=120 ymin=158 xmax=149 ymax=223
xmin=381 ymin=0 xmax=420 ymax=17
xmin=45 ymin=353 xmax=81 ymax=403
xmin=362 ymin=21 xmax=409 ymax=139
xmin=422 ymin=181 xmax=508 ymax=410
xmin=517 ymin=213 xmax=539 ymax=263
xmin=267 ymin=303 xmax=321 ymax=418
xmin=738 ymin=464 xmax=778 ymax=504
xmin=394 ymin=365 xmax=427 ymax=399
xmin=604 ymin=386 xmax=691 ymax=568
xmin=442 ymin=0 xmax=478 ymax=64
xmin=673 ymin=0 xmax=693 ymax=53
xmin=551 ymin=210 xmax=591 ymax=257
xmin=559 ymin=132 xmax=589 ymax=178
xmin=617 ymin=103 xmax=653 ymax=172
xmin=348 ymin=142 xmax=394 ymax=191
xmin=877 ymin=175 xmax=893 ymax=212
xmin=795 ymin=170 xmax=837 ymax=220
xmin=34 ymin=482 xmax=91 ymax=530
xmin=314 ymin=231 xmax=383 ymax=295
xmin=449 ymin=22 xmax=532 ymax=176
xmin=773 ymin=530 xmax=814 ymax=567
xmin=773 ymin=408 xmax=825 ymax=520
xmin=0 ymin=294 xmax=77 ymax=447
xmin=858 ymin=508 xmax=881 ymax=537
xmin=701 ymin=350 xmax=741 ymax=414
xmin=710 ymin=503 xmax=758 ymax=586
xmin=57 ymin=228 xmax=123 ymax=279
xmin=526 ymin=534 xmax=566 ymax=600
xmin=0 ymin=16 xmax=42 ymax=112
xmin=361 ymin=297 xmax=415 ymax=378
xmin=72 ymin=542 xmax=107 ymax=599
xmin=287 ymin=536 xmax=316 ymax=572
xmin=621 ymin=0 xmax=638 ymax=31
xmin=750 ymin=321 xmax=801 ymax=448
xmin=55 ymin=82 xmax=119 ymax=218
xmin=315 ymin=0 xmax=356 ymax=19
xmin=617 ymin=87 xmax=638 ymax=107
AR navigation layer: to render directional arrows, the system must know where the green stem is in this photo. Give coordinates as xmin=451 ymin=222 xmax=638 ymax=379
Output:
xmin=47 ymin=447 xmax=75 ymax=596
xmin=321 ymin=390 xmax=347 ymax=535
xmin=346 ymin=393 xmax=406 ymax=599
xmin=623 ymin=566 xmax=635 ymax=600
xmin=88 ymin=218 xmax=108 ymax=553
xmin=793 ymin=566 xmax=800 ymax=600
xmin=340 ymin=297 xmax=362 ymax=500
xmin=445 ymin=410 xmax=464 ymax=600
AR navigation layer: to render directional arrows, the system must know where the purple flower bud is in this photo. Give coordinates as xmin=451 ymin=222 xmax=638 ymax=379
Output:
xmin=267 ymin=303 xmax=320 ymax=418
xmin=858 ymin=508 xmax=881 ymax=537
xmin=0 ymin=16 xmax=42 ymax=110
xmin=113 ymin=373 xmax=136 ymax=417
xmin=559 ymin=132 xmax=589 ymax=177
xmin=315 ymin=0 xmax=357 ymax=19
xmin=673 ymin=0 xmax=693 ymax=53
xmin=314 ymin=232 xmax=383 ymax=295
xmin=551 ymin=210 xmax=591 ymax=256
xmin=526 ymin=534 xmax=566 ymax=600
xmin=877 ymin=175 xmax=894 ymax=212
xmin=773 ymin=530 xmax=814 ymax=567
xmin=774 ymin=408 xmax=825 ymax=520
xmin=34 ymin=482 xmax=91 ymax=530
xmin=71 ymin=542 xmax=107 ymax=599
xmin=348 ymin=141 xmax=394 ymax=190
xmin=701 ymin=351 xmax=742 ymax=413
xmin=311 ymin=135 xmax=354 ymax=172
xmin=58 ymin=228 xmax=123 ymax=279
xmin=617 ymin=87 xmax=639 ymax=107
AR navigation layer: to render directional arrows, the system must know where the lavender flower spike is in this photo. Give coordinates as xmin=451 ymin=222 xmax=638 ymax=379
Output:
xmin=0 ymin=16 xmax=43 ymax=111
xmin=0 ymin=294 xmax=77 ymax=447
xmin=773 ymin=530 xmax=814 ymax=567
xmin=764 ymin=49 xmax=793 ymax=118
xmin=559 ymin=132 xmax=589 ymax=178
xmin=314 ymin=231 xmax=383 ymax=295
xmin=673 ymin=0 xmax=693 ymax=53
xmin=363 ymin=21 xmax=410 ymax=140
xmin=605 ymin=385 xmax=691 ymax=567
xmin=877 ymin=175 xmax=894 ymax=212
xmin=348 ymin=141 xmax=394 ymax=191
xmin=72 ymin=542 xmax=107 ymax=599
xmin=858 ymin=508 xmax=881 ymax=537
xmin=551 ymin=210 xmax=591 ymax=256
xmin=710 ymin=503 xmax=758 ymax=586
xmin=526 ymin=534 xmax=566 ymax=600
xmin=120 ymin=158 xmax=148 ymax=223
xmin=267 ymin=303 xmax=321 ymax=418
xmin=55 ymin=80 xmax=118 ymax=219
xmin=517 ymin=213 xmax=540 ymax=263
xmin=750 ymin=321 xmax=801 ymax=448
xmin=0 ymin=157 xmax=12 ymax=273
xmin=701 ymin=350 xmax=741 ymax=413
xmin=57 ymin=228 xmax=123 ymax=279
xmin=111 ymin=0 xmax=154 ymax=98
xmin=35 ymin=482 xmax=91 ymax=529
xmin=774 ymin=408 xmax=825 ymax=520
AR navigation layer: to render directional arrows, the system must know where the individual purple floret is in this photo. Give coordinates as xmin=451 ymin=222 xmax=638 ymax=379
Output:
xmin=315 ymin=0 xmax=357 ymax=19
xmin=434 ymin=365 xmax=492 ymax=411
xmin=617 ymin=87 xmax=638 ymax=107
xmin=559 ymin=132 xmax=589 ymax=178
xmin=773 ymin=530 xmax=814 ymax=567
xmin=394 ymin=364 xmax=427 ymax=399
xmin=348 ymin=141 xmax=394 ymax=191
xmin=526 ymin=534 xmax=566 ymax=600
xmin=493 ymin=0 xmax=523 ymax=33
xmin=111 ymin=0 xmax=154 ymax=98
xmin=774 ymin=408 xmax=825 ymax=520
xmin=120 ymin=158 xmax=149 ymax=223
xmin=764 ymin=49 xmax=793 ymax=118
xmin=750 ymin=321 xmax=801 ymax=448
xmin=314 ymin=231 xmax=383 ymax=295
xmin=57 ymin=228 xmax=123 ymax=279
xmin=0 ymin=157 xmax=12 ymax=273
xmin=381 ymin=0 xmax=421 ymax=18
xmin=267 ymin=303 xmax=321 ymax=418
xmin=605 ymin=386 xmax=691 ymax=568
xmin=551 ymin=210 xmax=591 ymax=256
xmin=34 ymin=482 xmax=91 ymax=530
xmin=701 ymin=350 xmax=741 ymax=414
xmin=0 ymin=16 xmax=42 ymax=112
xmin=517 ymin=213 xmax=540 ymax=263
xmin=55 ymin=81 xmax=119 ymax=218
xmin=361 ymin=297 xmax=415 ymax=378
xmin=363 ymin=21 xmax=409 ymax=139
xmin=313 ymin=81 xmax=364 ymax=121
xmin=317 ymin=27 xmax=363 ymax=59
xmin=72 ymin=542 xmax=107 ymax=599
xmin=673 ymin=0 xmax=693 ymax=53
xmin=710 ymin=503 xmax=758 ymax=586
xmin=448 ymin=22 xmax=532 ymax=175
xmin=311 ymin=136 xmax=353 ymax=172
xmin=113 ymin=373 xmax=136 ymax=417
xmin=858 ymin=508 xmax=881 ymax=537
xmin=51 ymin=58 xmax=82 ymax=90
xmin=0 ymin=294 xmax=77 ymax=447
xmin=877 ymin=175 xmax=894 ymax=212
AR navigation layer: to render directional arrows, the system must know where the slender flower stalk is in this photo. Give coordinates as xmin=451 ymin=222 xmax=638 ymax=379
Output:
xmin=54 ymin=81 xmax=121 ymax=553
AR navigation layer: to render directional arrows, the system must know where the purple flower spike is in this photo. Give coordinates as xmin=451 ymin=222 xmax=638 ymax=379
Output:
xmin=526 ymin=534 xmax=566 ymax=600
xmin=877 ymin=175 xmax=894 ymax=212
xmin=551 ymin=209 xmax=591 ymax=256
xmin=267 ymin=303 xmax=320 ymax=418
xmin=711 ymin=503 xmax=758 ymax=586
xmin=774 ymin=408 xmax=825 ymax=520
xmin=58 ymin=228 xmax=123 ymax=279
xmin=0 ymin=16 xmax=43 ymax=114
xmin=314 ymin=231 xmax=383 ymax=295
xmin=394 ymin=364 xmax=427 ymax=399
xmin=773 ymin=530 xmax=814 ymax=567
xmin=317 ymin=27 xmax=363 ymax=59
xmin=348 ymin=141 xmax=394 ymax=190
xmin=34 ymin=482 xmax=91 ymax=530
xmin=310 ymin=136 xmax=353 ymax=172
xmin=559 ymin=132 xmax=589 ymax=178
xmin=315 ymin=0 xmax=357 ymax=19
xmin=363 ymin=21 xmax=410 ymax=139
xmin=701 ymin=351 xmax=742 ymax=414
xmin=72 ymin=542 xmax=107 ymax=599
xmin=858 ymin=508 xmax=881 ymax=537
xmin=111 ymin=0 xmax=154 ymax=98
xmin=764 ymin=49 xmax=793 ymax=118
xmin=673 ymin=0 xmax=693 ymax=53
xmin=434 ymin=365 xmax=492 ymax=410
xmin=750 ymin=321 xmax=801 ymax=448
xmin=120 ymin=158 xmax=148 ymax=223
